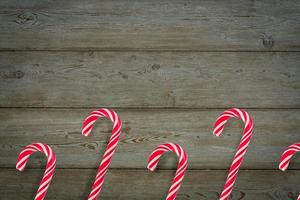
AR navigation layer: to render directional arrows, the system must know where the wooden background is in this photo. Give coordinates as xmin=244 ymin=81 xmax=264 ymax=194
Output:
xmin=0 ymin=0 xmax=299 ymax=199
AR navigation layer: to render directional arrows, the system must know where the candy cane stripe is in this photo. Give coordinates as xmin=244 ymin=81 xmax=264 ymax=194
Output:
xmin=16 ymin=143 xmax=56 ymax=200
xmin=213 ymin=108 xmax=254 ymax=200
xmin=279 ymin=142 xmax=300 ymax=200
xmin=82 ymin=108 xmax=122 ymax=200
xmin=147 ymin=143 xmax=188 ymax=200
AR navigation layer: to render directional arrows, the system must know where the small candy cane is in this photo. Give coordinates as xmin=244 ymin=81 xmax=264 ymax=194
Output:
xmin=16 ymin=143 xmax=56 ymax=200
xmin=213 ymin=108 xmax=254 ymax=200
xmin=147 ymin=143 xmax=188 ymax=200
xmin=82 ymin=108 xmax=122 ymax=200
xmin=279 ymin=142 xmax=300 ymax=200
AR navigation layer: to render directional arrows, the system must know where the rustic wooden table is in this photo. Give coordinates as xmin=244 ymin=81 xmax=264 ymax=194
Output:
xmin=0 ymin=0 xmax=299 ymax=199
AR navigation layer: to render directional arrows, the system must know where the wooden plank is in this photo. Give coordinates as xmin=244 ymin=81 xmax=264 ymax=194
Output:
xmin=0 ymin=52 xmax=299 ymax=108
xmin=1 ymin=169 xmax=299 ymax=199
xmin=0 ymin=0 xmax=299 ymax=51
xmin=0 ymin=108 xmax=299 ymax=169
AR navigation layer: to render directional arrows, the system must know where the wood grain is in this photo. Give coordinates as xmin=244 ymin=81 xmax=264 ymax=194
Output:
xmin=1 ymin=108 xmax=299 ymax=169
xmin=0 ymin=52 xmax=299 ymax=108
xmin=0 ymin=0 xmax=299 ymax=199
xmin=1 ymin=169 xmax=299 ymax=200
xmin=0 ymin=0 xmax=299 ymax=51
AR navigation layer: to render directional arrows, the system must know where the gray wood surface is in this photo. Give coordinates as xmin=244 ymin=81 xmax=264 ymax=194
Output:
xmin=1 ymin=169 xmax=299 ymax=200
xmin=0 ymin=52 xmax=299 ymax=108
xmin=0 ymin=0 xmax=299 ymax=199
xmin=1 ymin=108 xmax=299 ymax=169
xmin=0 ymin=0 xmax=299 ymax=51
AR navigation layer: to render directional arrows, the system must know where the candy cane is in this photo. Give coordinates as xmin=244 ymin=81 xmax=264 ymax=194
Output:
xmin=213 ymin=108 xmax=254 ymax=200
xmin=147 ymin=143 xmax=188 ymax=200
xmin=82 ymin=108 xmax=122 ymax=200
xmin=16 ymin=143 xmax=56 ymax=200
xmin=279 ymin=142 xmax=300 ymax=200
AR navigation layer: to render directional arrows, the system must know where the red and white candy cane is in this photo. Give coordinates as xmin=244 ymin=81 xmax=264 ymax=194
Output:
xmin=82 ymin=108 xmax=122 ymax=200
xmin=16 ymin=143 xmax=56 ymax=200
xmin=213 ymin=108 xmax=254 ymax=200
xmin=147 ymin=143 xmax=188 ymax=200
xmin=279 ymin=142 xmax=300 ymax=200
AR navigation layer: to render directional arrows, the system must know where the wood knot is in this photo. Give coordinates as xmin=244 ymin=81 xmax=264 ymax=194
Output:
xmin=15 ymin=11 xmax=38 ymax=25
xmin=14 ymin=70 xmax=24 ymax=79
xmin=261 ymin=33 xmax=274 ymax=49
xmin=0 ymin=70 xmax=24 ymax=79
xmin=118 ymin=72 xmax=128 ymax=79
xmin=122 ymin=126 xmax=131 ymax=134
xmin=137 ymin=64 xmax=160 ymax=75
xmin=81 ymin=142 xmax=98 ymax=150
xmin=151 ymin=64 xmax=160 ymax=70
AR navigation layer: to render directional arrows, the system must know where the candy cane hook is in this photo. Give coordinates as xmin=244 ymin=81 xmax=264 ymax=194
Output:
xmin=82 ymin=108 xmax=122 ymax=200
xmin=16 ymin=143 xmax=56 ymax=200
xmin=213 ymin=108 xmax=254 ymax=200
xmin=279 ymin=142 xmax=300 ymax=200
xmin=147 ymin=143 xmax=188 ymax=200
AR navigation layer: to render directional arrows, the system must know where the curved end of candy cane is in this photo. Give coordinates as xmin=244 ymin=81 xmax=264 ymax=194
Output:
xmin=82 ymin=124 xmax=94 ymax=137
xmin=16 ymin=153 xmax=28 ymax=172
xmin=16 ymin=164 xmax=25 ymax=172
xmin=278 ymin=143 xmax=300 ymax=173
xmin=213 ymin=129 xmax=222 ymax=137
xmin=147 ymin=167 xmax=155 ymax=172
xmin=148 ymin=167 xmax=157 ymax=172
xmin=279 ymin=164 xmax=288 ymax=171
xmin=279 ymin=163 xmax=288 ymax=172
xmin=214 ymin=132 xmax=222 ymax=137
xmin=147 ymin=157 xmax=160 ymax=171
xmin=213 ymin=120 xmax=226 ymax=137
xmin=147 ymin=162 xmax=157 ymax=171
xmin=279 ymin=167 xmax=287 ymax=172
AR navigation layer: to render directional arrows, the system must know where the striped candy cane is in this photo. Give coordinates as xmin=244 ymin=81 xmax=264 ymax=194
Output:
xmin=82 ymin=108 xmax=122 ymax=200
xmin=279 ymin=142 xmax=300 ymax=200
xmin=16 ymin=143 xmax=56 ymax=200
xmin=213 ymin=108 xmax=254 ymax=200
xmin=147 ymin=143 xmax=188 ymax=200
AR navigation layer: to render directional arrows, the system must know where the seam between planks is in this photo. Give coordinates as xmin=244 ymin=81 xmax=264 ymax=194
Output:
xmin=0 ymin=107 xmax=299 ymax=110
xmin=0 ymin=49 xmax=300 ymax=53
xmin=0 ymin=167 xmax=297 ymax=171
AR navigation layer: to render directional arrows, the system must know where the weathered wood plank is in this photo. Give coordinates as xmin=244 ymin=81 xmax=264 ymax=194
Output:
xmin=0 ymin=109 xmax=299 ymax=169
xmin=0 ymin=0 xmax=299 ymax=51
xmin=1 ymin=169 xmax=299 ymax=199
xmin=0 ymin=52 xmax=299 ymax=108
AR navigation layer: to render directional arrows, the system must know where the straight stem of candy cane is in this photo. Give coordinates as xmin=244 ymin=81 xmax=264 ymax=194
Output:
xmin=82 ymin=108 xmax=122 ymax=200
xmin=213 ymin=108 xmax=254 ymax=200
xmin=16 ymin=143 xmax=56 ymax=200
xmin=279 ymin=142 xmax=300 ymax=200
xmin=147 ymin=143 xmax=188 ymax=200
